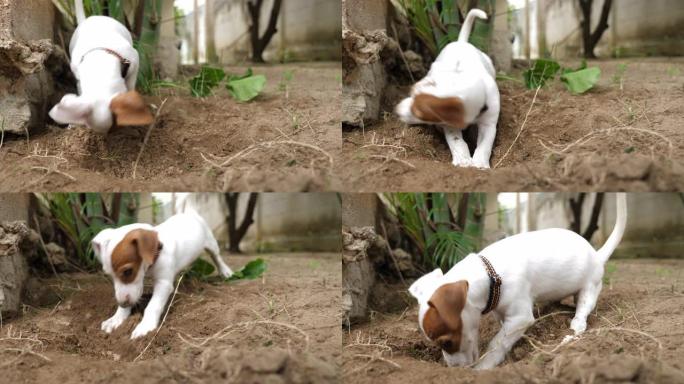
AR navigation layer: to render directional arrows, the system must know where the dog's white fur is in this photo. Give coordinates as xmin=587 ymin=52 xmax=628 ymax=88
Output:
xmin=49 ymin=0 xmax=140 ymax=133
xmin=92 ymin=211 xmax=233 ymax=339
xmin=395 ymin=9 xmax=500 ymax=168
xmin=409 ymin=193 xmax=627 ymax=369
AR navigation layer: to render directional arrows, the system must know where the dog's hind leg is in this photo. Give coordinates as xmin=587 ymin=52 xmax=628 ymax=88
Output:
xmin=204 ymin=239 xmax=233 ymax=278
xmin=561 ymin=281 xmax=602 ymax=345
xmin=472 ymin=77 xmax=500 ymax=169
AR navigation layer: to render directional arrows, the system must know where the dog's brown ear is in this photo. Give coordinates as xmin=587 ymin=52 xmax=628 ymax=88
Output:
xmin=110 ymin=91 xmax=154 ymax=126
xmin=411 ymin=94 xmax=466 ymax=129
xmin=130 ymin=229 xmax=160 ymax=266
xmin=428 ymin=280 xmax=469 ymax=331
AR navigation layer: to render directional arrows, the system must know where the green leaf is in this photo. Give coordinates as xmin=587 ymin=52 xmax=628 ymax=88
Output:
xmin=226 ymin=69 xmax=266 ymax=102
xmin=523 ymin=59 xmax=561 ymax=89
xmin=228 ymin=258 xmax=268 ymax=281
xmin=560 ymin=67 xmax=601 ymax=94
xmin=189 ymin=66 xmax=226 ymax=98
xmin=187 ymin=258 xmax=216 ymax=280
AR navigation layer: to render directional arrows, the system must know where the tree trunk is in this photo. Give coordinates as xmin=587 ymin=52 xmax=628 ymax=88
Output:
xmin=247 ymin=0 xmax=283 ymax=63
xmin=225 ymin=193 xmax=259 ymax=253
xmin=579 ymin=0 xmax=612 ymax=58
xmin=569 ymin=193 xmax=605 ymax=241
xmin=569 ymin=193 xmax=586 ymax=234
xmin=582 ymin=193 xmax=605 ymax=241
xmin=456 ymin=193 xmax=470 ymax=231
xmin=132 ymin=0 xmax=146 ymax=40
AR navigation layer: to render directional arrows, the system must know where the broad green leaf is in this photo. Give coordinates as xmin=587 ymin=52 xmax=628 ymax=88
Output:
xmin=226 ymin=71 xmax=266 ymax=102
xmin=228 ymin=258 xmax=268 ymax=281
xmin=189 ymin=66 xmax=226 ymax=98
xmin=560 ymin=67 xmax=601 ymax=94
xmin=523 ymin=59 xmax=561 ymax=89
xmin=188 ymin=258 xmax=216 ymax=280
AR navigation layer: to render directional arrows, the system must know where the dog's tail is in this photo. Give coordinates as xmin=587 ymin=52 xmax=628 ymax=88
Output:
xmin=596 ymin=193 xmax=627 ymax=264
xmin=75 ymin=0 xmax=86 ymax=24
xmin=458 ymin=8 xmax=488 ymax=43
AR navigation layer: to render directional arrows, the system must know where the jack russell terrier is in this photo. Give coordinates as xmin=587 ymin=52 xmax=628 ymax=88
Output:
xmin=49 ymin=0 xmax=153 ymax=134
xmin=395 ymin=9 xmax=500 ymax=169
xmin=92 ymin=211 xmax=233 ymax=339
xmin=409 ymin=193 xmax=627 ymax=369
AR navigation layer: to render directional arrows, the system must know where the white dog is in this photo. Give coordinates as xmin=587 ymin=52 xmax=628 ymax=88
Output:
xmin=409 ymin=193 xmax=627 ymax=369
xmin=91 ymin=211 xmax=233 ymax=339
xmin=395 ymin=9 xmax=500 ymax=169
xmin=49 ymin=0 xmax=153 ymax=134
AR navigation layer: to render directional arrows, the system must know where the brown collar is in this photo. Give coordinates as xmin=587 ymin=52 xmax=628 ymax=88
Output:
xmin=479 ymin=255 xmax=501 ymax=314
xmin=80 ymin=47 xmax=131 ymax=78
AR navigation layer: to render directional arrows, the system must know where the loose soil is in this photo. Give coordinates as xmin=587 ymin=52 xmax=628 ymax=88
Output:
xmin=0 ymin=253 xmax=341 ymax=384
xmin=0 ymin=62 xmax=341 ymax=192
xmin=342 ymin=259 xmax=684 ymax=383
xmin=340 ymin=58 xmax=684 ymax=191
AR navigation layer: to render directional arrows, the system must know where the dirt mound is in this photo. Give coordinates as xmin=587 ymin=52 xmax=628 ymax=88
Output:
xmin=343 ymin=259 xmax=684 ymax=383
xmin=339 ymin=58 xmax=684 ymax=191
xmin=199 ymin=347 xmax=338 ymax=383
xmin=0 ymin=62 xmax=341 ymax=192
xmin=0 ymin=253 xmax=341 ymax=383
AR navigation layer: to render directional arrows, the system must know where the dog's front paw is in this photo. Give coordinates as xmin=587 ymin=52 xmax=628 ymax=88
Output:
xmin=472 ymin=159 xmax=491 ymax=169
xmin=560 ymin=334 xmax=577 ymax=346
xmin=451 ymin=157 xmax=473 ymax=168
xmin=101 ymin=315 xmax=125 ymax=333
xmin=131 ymin=321 xmax=157 ymax=339
xmin=474 ymin=359 xmax=497 ymax=370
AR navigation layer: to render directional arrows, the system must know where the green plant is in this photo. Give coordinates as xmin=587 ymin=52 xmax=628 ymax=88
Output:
xmin=521 ymin=59 xmax=600 ymax=95
xmin=187 ymin=258 xmax=268 ymax=282
xmin=523 ymin=59 xmax=560 ymax=89
xmin=603 ymin=262 xmax=617 ymax=285
xmin=611 ymin=63 xmax=627 ymax=84
xmin=226 ymin=69 xmax=267 ymax=102
xmin=39 ymin=193 xmax=139 ymax=268
xmin=561 ymin=67 xmax=601 ymax=94
xmin=398 ymin=0 xmax=494 ymax=56
xmin=384 ymin=193 xmax=485 ymax=270
xmin=189 ymin=67 xmax=266 ymax=101
xmin=278 ymin=70 xmax=294 ymax=98
xmin=189 ymin=66 xmax=226 ymax=97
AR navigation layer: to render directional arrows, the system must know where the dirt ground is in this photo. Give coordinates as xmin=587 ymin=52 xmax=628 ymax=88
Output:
xmin=343 ymin=259 xmax=684 ymax=383
xmin=0 ymin=253 xmax=341 ymax=384
xmin=0 ymin=62 xmax=341 ymax=192
xmin=340 ymin=58 xmax=684 ymax=192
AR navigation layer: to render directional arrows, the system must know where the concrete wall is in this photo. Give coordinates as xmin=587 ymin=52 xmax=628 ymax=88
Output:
xmin=540 ymin=0 xmax=684 ymax=58
xmin=526 ymin=193 xmax=684 ymax=258
xmin=181 ymin=0 xmax=341 ymax=64
xmin=140 ymin=193 xmax=341 ymax=253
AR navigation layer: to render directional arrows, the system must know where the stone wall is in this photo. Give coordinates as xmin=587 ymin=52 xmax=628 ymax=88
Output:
xmin=0 ymin=0 xmax=73 ymax=136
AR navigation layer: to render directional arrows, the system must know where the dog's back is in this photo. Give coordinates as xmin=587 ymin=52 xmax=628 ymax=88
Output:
xmin=154 ymin=213 xmax=219 ymax=272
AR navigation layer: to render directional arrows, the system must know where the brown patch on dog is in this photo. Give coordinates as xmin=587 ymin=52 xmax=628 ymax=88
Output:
xmin=110 ymin=229 xmax=159 ymax=283
xmin=110 ymin=91 xmax=154 ymax=126
xmin=423 ymin=280 xmax=469 ymax=353
xmin=411 ymin=94 xmax=466 ymax=129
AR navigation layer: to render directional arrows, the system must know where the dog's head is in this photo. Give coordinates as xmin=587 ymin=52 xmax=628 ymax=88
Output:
xmin=409 ymin=270 xmax=478 ymax=367
xmin=49 ymin=91 xmax=153 ymax=134
xmin=91 ymin=224 xmax=159 ymax=307
xmin=395 ymin=93 xmax=466 ymax=129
